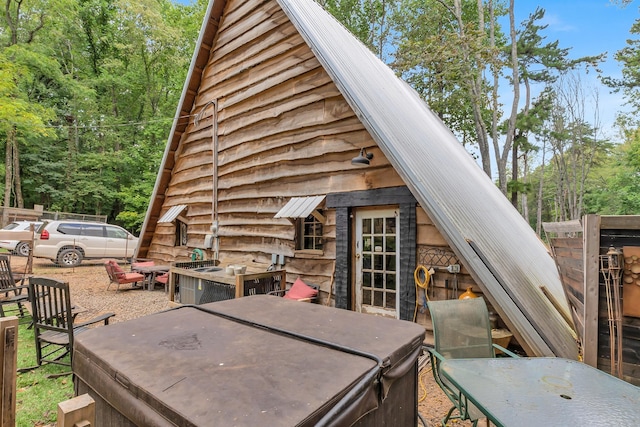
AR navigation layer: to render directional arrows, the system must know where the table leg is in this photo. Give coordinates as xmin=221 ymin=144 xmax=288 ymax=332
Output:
xmin=148 ymin=272 xmax=157 ymax=291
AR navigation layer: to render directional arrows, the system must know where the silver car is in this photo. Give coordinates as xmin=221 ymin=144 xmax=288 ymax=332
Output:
xmin=0 ymin=221 xmax=43 ymax=256
xmin=33 ymin=220 xmax=139 ymax=267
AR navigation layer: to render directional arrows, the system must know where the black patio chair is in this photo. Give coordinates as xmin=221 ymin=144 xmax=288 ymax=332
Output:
xmin=0 ymin=255 xmax=29 ymax=322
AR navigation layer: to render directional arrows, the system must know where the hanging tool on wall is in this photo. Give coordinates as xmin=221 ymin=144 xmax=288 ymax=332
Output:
xmin=413 ymin=265 xmax=435 ymax=322
xmin=417 ymin=247 xmax=461 ymax=300
xmin=447 ymin=263 xmax=460 ymax=298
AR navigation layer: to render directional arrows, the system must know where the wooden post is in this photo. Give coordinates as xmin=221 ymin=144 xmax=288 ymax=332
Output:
xmin=0 ymin=316 xmax=18 ymax=427
xmin=26 ymin=223 xmax=34 ymax=275
xmin=169 ymin=268 xmax=176 ymax=303
xmin=57 ymin=394 xmax=95 ymax=427
xmin=583 ymin=214 xmax=601 ymax=367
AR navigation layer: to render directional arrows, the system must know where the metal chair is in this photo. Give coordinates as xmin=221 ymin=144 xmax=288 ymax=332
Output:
xmin=267 ymin=278 xmax=319 ymax=303
xmin=0 ymin=255 xmax=29 ymax=321
xmin=427 ymin=297 xmax=518 ymax=427
xmin=29 ymin=277 xmax=115 ymax=367
xmin=104 ymin=259 xmax=145 ymax=292
xmin=154 ymin=272 xmax=169 ymax=292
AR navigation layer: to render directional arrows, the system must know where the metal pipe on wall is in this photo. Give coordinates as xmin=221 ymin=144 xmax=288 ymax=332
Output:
xmin=194 ymin=99 xmax=219 ymax=260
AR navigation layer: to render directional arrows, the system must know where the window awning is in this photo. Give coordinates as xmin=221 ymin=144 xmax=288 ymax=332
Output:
xmin=274 ymin=196 xmax=326 ymax=221
xmin=158 ymin=205 xmax=187 ymax=223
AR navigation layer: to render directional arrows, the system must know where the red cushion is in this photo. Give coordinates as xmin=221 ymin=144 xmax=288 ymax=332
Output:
xmin=133 ymin=261 xmax=155 ymax=268
xmin=118 ymin=273 xmax=144 ymax=283
xmin=111 ymin=262 xmax=125 ymax=274
xmin=283 ymin=278 xmax=318 ymax=300
xmin=156 ymin=273 xmax=169 ymax=284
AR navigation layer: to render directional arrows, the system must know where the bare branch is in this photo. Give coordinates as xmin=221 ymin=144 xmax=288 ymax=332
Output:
xmin=25 ymin=10 xmax=45 ymax=43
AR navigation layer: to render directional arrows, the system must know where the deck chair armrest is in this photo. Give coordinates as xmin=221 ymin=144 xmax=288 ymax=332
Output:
xmin=267 ymin=289 xmax=287 ymax=297
xmin=427 ymin=347 xmax=446 ymax=363
xmin=75 ymin=312 xmax=115 ymax=328
xmin=266 ymin=289 xmax=315 ymax=302
xmin=492 ymin=343 xmax=519 ymax=358
xmin=9 ymin=283 xmax=29 ymax=295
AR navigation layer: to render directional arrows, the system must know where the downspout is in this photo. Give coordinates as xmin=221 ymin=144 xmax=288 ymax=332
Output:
xmin=194 ymin=99 xmax=219 ymax=261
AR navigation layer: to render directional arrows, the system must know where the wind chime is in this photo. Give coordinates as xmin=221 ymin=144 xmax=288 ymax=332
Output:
xmin=600 ymin=246 xmax=624 ymax=378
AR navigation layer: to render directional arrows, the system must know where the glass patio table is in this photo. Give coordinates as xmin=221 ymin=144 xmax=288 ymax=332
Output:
xmin=439 ymin=357 xmax=640 ymax=426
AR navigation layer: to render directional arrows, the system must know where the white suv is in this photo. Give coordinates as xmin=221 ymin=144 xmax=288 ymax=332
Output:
xmin=33 ymin=220 xmax=139 ymax=267
xmin=0 ymin=221 xmax=43 ymax=256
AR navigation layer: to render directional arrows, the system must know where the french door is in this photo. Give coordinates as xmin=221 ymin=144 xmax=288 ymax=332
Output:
xmin=355 ymin=209 xmax=399 ymax=318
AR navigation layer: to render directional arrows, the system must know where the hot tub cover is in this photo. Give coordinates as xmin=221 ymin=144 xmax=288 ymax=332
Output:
xmin=73 ymin=295 xmax=424 ymax=426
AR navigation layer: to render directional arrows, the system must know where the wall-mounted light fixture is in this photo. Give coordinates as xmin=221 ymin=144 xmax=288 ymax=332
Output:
xmin=351 ymin=148 xmax=374 ymax=167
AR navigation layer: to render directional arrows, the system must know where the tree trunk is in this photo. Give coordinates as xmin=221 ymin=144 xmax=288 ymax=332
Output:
xmin=3 ymin=127 xmax=14 ymax=226
xmin=12 ymin=139 xmax=23 ymax=208
xmin=488 ymin=0 xmax=501 ymax=181
xmin=511 ymin=141 xmax=518 ymax=207
xmin=454 ymin=0 xmax=492 ymax=177
xmin=496 ymin=0 xmax=519 ymax=195
xmin=536 ymin=138 xmax=547 ymax=236
xmin=521 ymin=152 xmax=529 ymax=222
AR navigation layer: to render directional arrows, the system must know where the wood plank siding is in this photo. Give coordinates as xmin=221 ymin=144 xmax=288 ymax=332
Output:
xmin=143 ymin=0 xmax=472 ymax=316
xmin=146 ymin=0 xmax=411 ymax=289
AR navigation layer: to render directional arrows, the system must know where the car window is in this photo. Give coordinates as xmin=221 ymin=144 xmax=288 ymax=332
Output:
xmin=82 ymin=224 xmax=105 ymax=237
xmin=2 ymin=223 xmax=20 ymax=230
xmin=57 ymin=223 xmax=83 ymax=235
xmin=106 ymin=226 xmax=128 ymax=239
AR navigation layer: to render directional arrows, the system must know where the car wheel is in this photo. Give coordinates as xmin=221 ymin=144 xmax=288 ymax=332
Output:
xmin=15 ymin=242 xmax=31 ymax=257
xmin=57 ymin=248 xmax=83 ymax=267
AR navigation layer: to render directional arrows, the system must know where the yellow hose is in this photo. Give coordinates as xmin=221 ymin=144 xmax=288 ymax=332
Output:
xmin=414 ymin=265 xmax=430 ymax=290
xmin=418 ymin=365 xmax=432 ymax=403
xmin=413 ymin=265 xmax=431 ymax=322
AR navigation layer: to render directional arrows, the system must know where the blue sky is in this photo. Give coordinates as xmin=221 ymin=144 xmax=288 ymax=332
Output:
xmin=510 ymin=1 xmax=638 ymax=138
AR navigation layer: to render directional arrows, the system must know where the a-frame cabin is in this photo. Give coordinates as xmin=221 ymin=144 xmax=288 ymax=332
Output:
xmin=137 ymin=0 xmax=578 ymax=358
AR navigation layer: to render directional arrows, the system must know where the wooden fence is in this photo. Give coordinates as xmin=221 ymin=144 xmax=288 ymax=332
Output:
xmin=0 ymin=206 xmax=107 ymax=228
xmin=0 ymin=317 xmax=17 ymax=427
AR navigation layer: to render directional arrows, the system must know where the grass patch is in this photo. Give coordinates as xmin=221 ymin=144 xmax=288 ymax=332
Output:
xmin=10 ymin=307 xmax=75 ymax=426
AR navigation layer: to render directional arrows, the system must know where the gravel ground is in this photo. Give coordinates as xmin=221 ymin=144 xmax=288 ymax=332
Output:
xmin=12 ymin=256 xmax=172 ymax=324
xmin=11 ymin=255 xmax=472 ymax=426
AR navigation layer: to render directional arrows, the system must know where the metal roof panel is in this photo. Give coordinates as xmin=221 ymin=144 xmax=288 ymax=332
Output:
xmin=158 ymin=205 xmax=187 ymax=223
xmin=275 ymin=195 xmax=326 ymax=219
xmin=278 ymin=0 xmax=577 ymax=358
